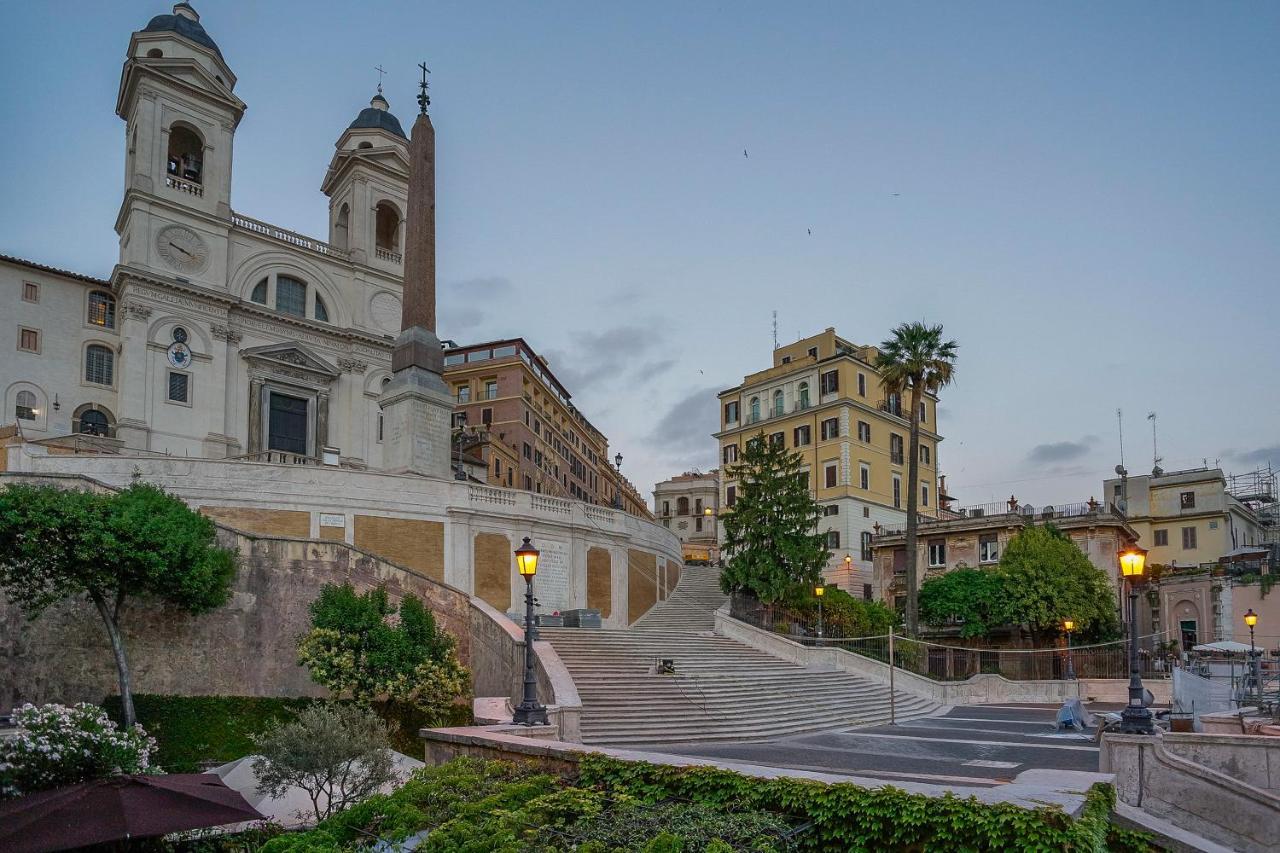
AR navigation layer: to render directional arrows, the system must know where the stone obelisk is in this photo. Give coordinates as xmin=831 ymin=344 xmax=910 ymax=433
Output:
xmin=378 ymin=65 xmax=453 ymax=477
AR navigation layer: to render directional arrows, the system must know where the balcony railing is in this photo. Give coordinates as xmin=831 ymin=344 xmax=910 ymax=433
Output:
xmin=375 ymin=246 xmax=402 ymax=264
xmin=165 ymin=175 xmax=204 ymax=197
xmin=232 ymin=213 xmax=349 ymax=259
xmin=890 ymin=452 xmax=904 ymax=465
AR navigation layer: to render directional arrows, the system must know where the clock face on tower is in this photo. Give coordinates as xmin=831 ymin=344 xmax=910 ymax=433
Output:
xmin=155 ymin=225 xmax=210 ymax=274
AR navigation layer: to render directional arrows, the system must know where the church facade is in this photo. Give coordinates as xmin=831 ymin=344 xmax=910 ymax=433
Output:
xmin=4 ymin=3 xmax=421 ymax=470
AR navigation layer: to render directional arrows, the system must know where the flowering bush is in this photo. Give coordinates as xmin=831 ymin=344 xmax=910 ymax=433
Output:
xmin=0 ymin=702 xmax=157 ymax=798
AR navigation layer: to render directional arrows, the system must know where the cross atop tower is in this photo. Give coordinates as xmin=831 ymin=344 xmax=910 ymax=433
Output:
xmin=417 ymin=61 xmax=431 ymax=114
xmin=374 ymin=64 xmax=387 ymax=95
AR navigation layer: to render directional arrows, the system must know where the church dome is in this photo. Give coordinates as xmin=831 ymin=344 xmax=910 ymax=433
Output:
xmin=142 ymin=3 xmax=223 ymax=58
xmin=348 ymin=93 xmax=407 ymax=139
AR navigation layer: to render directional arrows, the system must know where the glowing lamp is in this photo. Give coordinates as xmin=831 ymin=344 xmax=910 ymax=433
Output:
xmin=1119 ymin=547 xmax=1147 ymax=579
xmin=1063 ymin=619 xmax=1075 ymax=632
xmin=1244 ymin=609 xmax=1258 ymax=628
xmin=515 ymin=537 xmax=540 ymax=577
xmin=815 ymin=585 xmax=825 ymax=597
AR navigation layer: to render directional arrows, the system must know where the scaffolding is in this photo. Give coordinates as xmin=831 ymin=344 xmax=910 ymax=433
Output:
xmin=1227 ymin=462 xmax=1279 ymax=547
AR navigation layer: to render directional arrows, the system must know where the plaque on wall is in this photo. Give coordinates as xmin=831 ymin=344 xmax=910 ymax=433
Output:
xmin=534 ymin=539 xmax=571 ymax=613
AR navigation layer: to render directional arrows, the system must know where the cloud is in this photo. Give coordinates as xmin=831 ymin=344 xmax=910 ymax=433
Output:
xmin=1226 ymin=445 xmax=1280 ymax=468
xmin=438 ymin=276 xmax=515 ymax=335
xmin=646 ymin=385 xmax=722 ymax=455
xmin=1026 ymin=435 xmax=1098 ymax=466
xmin=543 ymin=325 xmax=663 ymax=393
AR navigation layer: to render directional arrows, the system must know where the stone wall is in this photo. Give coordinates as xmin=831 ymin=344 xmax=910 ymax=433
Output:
xmin=1 ymin=510 xmax=471 ymax=710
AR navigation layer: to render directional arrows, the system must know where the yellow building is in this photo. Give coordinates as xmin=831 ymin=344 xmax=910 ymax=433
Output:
xmin=715 ymin=328 xmax=942 ymax=595
xmin=1101 ymin=467 xmax=1269 ymax=570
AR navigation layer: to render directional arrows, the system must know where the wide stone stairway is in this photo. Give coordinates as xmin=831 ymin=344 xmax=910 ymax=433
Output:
xmin=541 ymin=566 xmax=939 ymax=746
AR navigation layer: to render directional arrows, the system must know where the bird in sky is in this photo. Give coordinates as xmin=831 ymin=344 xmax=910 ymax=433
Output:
xmin=743 ymin=148 xmax=748 ymax=158
xmin=807 ymin=228 xmax=812 ymax=235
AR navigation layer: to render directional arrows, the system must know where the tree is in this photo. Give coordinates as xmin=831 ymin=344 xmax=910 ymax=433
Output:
xmin=0 ymin=703 xmax=157 ymax=799
xmin=720 ymin=434 xmax=828 ymax=604
xmin=875 ymin=322 xmax=958 ymax=636
xmin=998 ymin=524 xmax=1120 ymax=645
xmin=918 ymin=568 xmax=1010 ymax=639
xmin=252 ymin=703 xmax=394 ymax=822
xmin=0 ymin=483 xmax=237 ymax=727
xmin=296 ymin=584 xmax=470 ymax=727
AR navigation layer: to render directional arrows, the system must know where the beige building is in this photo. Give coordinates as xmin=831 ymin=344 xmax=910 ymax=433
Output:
xmin=653 ymin=470 xmax=720 ymax=563
xmin=1102 ymin=466 xmax=1271 ymax=570
xmin=716 ymin=328 xmax=942 ymax=593
xmin=871 ymin=499 xmax=1139 ymax=610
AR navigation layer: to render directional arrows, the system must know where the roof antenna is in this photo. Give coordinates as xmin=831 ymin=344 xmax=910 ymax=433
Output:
xmin=374 ymin=64 xmax=386 ymax=95
xmin=772 ymin=310 xmax=778 ymax=350
xmin=1116 ymin=408 xmax=1125 ymax=471
xmin=1148 ymin=411 xmax=1163 ymax=475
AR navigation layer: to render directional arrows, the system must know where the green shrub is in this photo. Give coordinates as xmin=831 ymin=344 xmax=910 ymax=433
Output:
xmin=102 ymin=694 xmax=469 ymax=772
xmin=103 ymin=694 xmax=320 ymax=772
xmin=569 ymin=800 xmax=789 ymax=851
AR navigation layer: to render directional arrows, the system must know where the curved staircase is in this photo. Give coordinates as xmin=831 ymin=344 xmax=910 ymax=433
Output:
xmin=541 ymin=565 xmax=939 ymax=746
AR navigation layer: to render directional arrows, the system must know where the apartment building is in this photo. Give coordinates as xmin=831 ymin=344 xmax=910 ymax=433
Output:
xmin=654 ymin=470 xmax=721 ymax=563
xmin=443 ymin=338 xmax=650 ymax=517
xmin=716 ymin=328 xmax=942 ymax=590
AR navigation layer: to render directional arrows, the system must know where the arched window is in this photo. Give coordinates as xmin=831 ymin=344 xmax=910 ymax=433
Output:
xmin=14 ymin=390 xmax=37 ymax=421
xmin=749 ymin=397 xmax=760 ymax=422
xmin=250 ymin=278 xmax=267 ymax=304
xmin=798 ymin=382 xmax=810 ymax=409
xmin=167 ymin=125 xmax=204 ymax=184
xmin=773 ymin=390 xmax=784 ymax=417
xmin=375 ymin=202 xmax=400 ymax=253
xmin=85 ymin=345 xmax=114 ymax=386
xmin=275 ymin=275 xmax=307 ymax=317
xmin=78 ymin=409 xmax=110 ymax=436
xmin=314 ymin=294 xmax=329 ymax=323
xmin=87 ymin=291 xmax=116 ymax=329
xmin=333 ymin=203 xmax=350 ymax=251
xmin=146 ymin=48 xmax=163 ymax=59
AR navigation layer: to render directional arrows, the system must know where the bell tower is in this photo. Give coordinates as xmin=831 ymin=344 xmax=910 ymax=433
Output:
xmin=115 ymin=3 xmax=244 ymax=289
xmin=321 ymin=91 xmax=410 ymax=268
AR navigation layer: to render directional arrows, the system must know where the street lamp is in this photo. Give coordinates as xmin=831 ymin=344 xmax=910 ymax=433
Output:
xmin=815 ymin=584 xmax=825 ymax=639
xmin=512 ymin=537 xmax=548 ymax=726
xmin=1244 ymin=609 xmax=1260 ymax=700
xmin=1118 ymin=546 xmax=1154 ymax=734
xmin=612 ymin=453 xmax=624 ymax=510
xmin=1063 ymin=619 xmax=1077 ymax=681
xmin=453 ymin=410 xmax=469 ymax=481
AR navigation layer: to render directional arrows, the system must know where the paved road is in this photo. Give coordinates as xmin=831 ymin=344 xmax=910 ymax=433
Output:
xmin=645 ymin=704 xmax=1113 ymax=787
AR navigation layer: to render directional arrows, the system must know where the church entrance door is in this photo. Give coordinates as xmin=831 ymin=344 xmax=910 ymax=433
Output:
xmin=267 ymin=392 xmax=308 ymax=455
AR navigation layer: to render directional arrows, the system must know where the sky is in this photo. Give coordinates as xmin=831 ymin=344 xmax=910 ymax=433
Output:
xmin=2 ymin=1 xmax=1278 ymax=507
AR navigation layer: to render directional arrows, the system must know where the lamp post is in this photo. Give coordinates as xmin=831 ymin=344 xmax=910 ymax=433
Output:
xmin=453 ymin=410 xmax=468 ymax=481
xmin=1244 ymin=609 xmax=1260 ymax=700
xmin=612 ymin=452 xmax=624 ymax=510
xmin=815 ymin=584 xmax=825 ymax=639
xmin=1063 ymin=619 xmax=1077 ymax=681
xmin=1119 ymin=546 xmax=1154 ymax=734
xmin=512 ymin=537 xmax=548 ymax=726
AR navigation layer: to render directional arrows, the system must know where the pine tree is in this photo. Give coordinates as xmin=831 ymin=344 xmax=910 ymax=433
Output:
xmin=720 ymin=432 xmax=829 ymax=603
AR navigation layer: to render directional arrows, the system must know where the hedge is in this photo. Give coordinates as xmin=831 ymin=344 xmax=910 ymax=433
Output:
xmin=102 ymin=694 xmax=472 ymax=772
xmin=240 ymin=756 xmax=1156 ymax=852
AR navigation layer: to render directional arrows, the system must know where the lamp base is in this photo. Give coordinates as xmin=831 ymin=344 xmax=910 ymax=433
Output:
xmin=512 ymin=703 xmax=549 ymax=727
xmin=1119 ymin=705 xmax=1155 ymax=735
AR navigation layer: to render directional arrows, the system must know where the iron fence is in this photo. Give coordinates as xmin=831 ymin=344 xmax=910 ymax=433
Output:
xmin=730 ymin=594 xmax=1169 ymax=681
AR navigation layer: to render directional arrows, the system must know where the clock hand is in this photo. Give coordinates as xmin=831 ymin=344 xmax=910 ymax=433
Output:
xmin=168 ymin=241 xmax=193 ymax=258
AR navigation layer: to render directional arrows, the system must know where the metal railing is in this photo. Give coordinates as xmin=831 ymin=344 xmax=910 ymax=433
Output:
xmin=730 ymin=594 xmax=1169 ymax=681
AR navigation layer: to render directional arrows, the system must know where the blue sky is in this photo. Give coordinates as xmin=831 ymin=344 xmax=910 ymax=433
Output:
xmin=2 ymin=1 xmax=1278 ymax=505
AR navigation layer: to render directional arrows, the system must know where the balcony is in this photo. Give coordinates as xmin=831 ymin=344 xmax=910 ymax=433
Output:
xmin=232 ymin=213 xmax=348 ymax=260
xmin=375 ymin=246 xmax=402 ymax=264
xmin=165 ymin=174 xmax=203 ymax=197
xmin=482 ymin=388 xmax=499 ymax=400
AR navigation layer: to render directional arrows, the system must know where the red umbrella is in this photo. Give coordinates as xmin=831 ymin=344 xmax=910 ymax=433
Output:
xmin=0 ymin=773 xmax=265 ymax=852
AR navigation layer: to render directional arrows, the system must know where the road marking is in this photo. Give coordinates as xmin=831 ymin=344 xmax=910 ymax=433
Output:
xmin=963 ymin=760 xmax=1021 ymax=769
xmin=838 ymin=731 xmax=1098 ymax=752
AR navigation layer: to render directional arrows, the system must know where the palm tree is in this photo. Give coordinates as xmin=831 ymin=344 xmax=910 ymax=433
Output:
xmin=876 ymin=322 xmax=958 ymax=636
